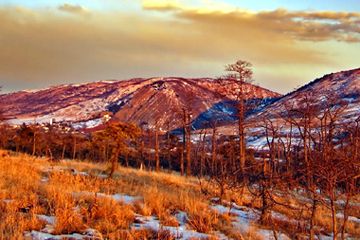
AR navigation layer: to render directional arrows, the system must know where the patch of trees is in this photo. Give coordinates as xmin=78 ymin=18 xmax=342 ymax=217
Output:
xmin=205 ymin=90 xmax=360 ymax=239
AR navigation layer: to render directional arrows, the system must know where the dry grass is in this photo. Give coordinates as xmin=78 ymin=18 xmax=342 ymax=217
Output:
xmin=0 ymin=151 xmax=46 ymax=239
xmin=1 ymin=150 xmax=359 ymax=240
xmin=81 ymin=197 xmax=135 ymax=235
xmin=0 ymin=152 xmax=222 ymax=239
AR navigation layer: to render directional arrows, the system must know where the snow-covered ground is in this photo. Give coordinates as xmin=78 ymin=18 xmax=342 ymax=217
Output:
xmin=211 ymin=199 xmax=291 ymax=240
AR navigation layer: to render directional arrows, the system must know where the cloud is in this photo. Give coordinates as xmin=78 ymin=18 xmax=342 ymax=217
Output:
xmin=58 ymin=3 xmax=90 ymax=15
xmin=0 ymin=4 xmax=358 ymax=93
xmin=142 ymin=0 xmax=234 ymax=13
xmin=256 ymin=9 xmax=360 ymax=42
xmin=143 ymin=2 xmax=360 ymax=43
xmin=142 ymin=0 xmax=181 ymax=11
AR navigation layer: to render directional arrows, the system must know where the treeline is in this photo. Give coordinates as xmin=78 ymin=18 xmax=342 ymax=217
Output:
xmin=0 ymin=122 xmax=176 ymax=169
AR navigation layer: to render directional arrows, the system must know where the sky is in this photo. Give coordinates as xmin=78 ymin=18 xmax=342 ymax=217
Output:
xmin=0 ymin=0 xmax=359 ymax=94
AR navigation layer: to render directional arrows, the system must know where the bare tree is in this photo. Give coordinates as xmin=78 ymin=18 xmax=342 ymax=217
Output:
xmin=224 ymin=60 xmax=253 ymax=173
xmin=155 ymin=127 xmax=160 ymax=172
xmin=282 ymin=93 xmax=320 ymax=240
xmin=182 ymin=108 xmax=192 ymax=176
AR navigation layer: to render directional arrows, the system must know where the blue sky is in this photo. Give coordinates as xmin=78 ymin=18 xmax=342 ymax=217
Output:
xmin=1 ymin=0 xmax=359 ymax=12
xmin=225 ymin=0 xmax=360 ymax=11
xmin=0 ymin=0 xmax=132 ymax=10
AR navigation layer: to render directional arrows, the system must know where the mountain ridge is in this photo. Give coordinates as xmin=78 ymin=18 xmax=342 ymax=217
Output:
xmin=0 ymin=77 xmax=280 ymax=130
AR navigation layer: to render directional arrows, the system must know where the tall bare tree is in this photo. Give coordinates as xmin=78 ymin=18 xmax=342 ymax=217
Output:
xmin=182 ymin=108 xmax=192 ymax=176
xmin=224 ymin=60 xmax=253 ymax=173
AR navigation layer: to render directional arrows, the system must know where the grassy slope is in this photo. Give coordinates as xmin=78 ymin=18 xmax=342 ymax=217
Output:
xmin=0 ymin=151 xmax=249 ymax=239
xmin=0 ymin=150 xmax=359 ymax=240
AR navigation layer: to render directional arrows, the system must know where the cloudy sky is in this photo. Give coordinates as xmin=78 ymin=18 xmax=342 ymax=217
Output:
xmin=0 ymin=0 xmax=359 ymax=93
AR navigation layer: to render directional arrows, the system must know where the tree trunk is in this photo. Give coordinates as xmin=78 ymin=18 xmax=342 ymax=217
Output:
xmin=260 ymin=186 xmax=270 ymax=224
xmin=238 ymin=82 xmax=246 ymax=173
xmin=309 ymin=197 xmax=318 ymax=240
xmin=166 ymin=132 xmax=172 ymax=170
xmin=72 ymin=136 xmax=77 ymax=160
xmin=180 ymin=146 xmax=184 ymax=176
xmin=185 ymin=114 xmax=191 ymax=176
xmin=32 ymin=133 xmax=36 ymax=156
xmin=109 ymin=149 xmax=120 ymax=178
xmin=341 ymin=190 xmax=351 ymax=240
xmin=211 ymin=126 xmax=217 ymax=173
xmin=125 ymin=153 xmax=129 ymax=167
xmin=61 ymin=144 xmax=66 ymax=159
xmin=330 ymin=197 xmax=337 ymax=240
xmin=155 ymin=129 xmax=160 ymax=172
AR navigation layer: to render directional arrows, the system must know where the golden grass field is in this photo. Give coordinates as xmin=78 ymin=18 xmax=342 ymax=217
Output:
xmin=0 ymin=150 xmax=359 ymax=240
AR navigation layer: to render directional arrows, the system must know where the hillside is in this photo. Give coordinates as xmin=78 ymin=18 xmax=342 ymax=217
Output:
xmin=257 ymin=68 xmax=360 ymax=121
xmin=1 ymin=151 xmax=359 ymax=239
xmin=0 ymin=78 xmax=280 ymax=130
xmin=245 ymin=68 xmax=360 ymax=149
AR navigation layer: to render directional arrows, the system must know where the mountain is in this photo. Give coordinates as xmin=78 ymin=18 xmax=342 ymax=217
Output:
xmin=239 ymin=68 xmax=360 ymax=149
xmin=254 ymin=68 xmax=360 ymax=121
xmin=0 ymin=77 xmax=280 ymax=130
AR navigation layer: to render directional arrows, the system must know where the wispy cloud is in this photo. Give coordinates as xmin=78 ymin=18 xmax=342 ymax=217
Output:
xmin=142 ymin=0 xmax=181 ymax=11
xmin=143 ymin=1 xmax=360 ymax=43
xmin=58 ymin=3 xmax=90 ymax=15
xmin=0 ymin=2 xmax=358 ymax=93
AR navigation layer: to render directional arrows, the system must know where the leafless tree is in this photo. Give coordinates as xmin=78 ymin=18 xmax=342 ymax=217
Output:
xmin=224 ymin=60 xmax=253 ymax=173
xmin=182 ymin=108 xmax=192 ymax=176
xmin=155 ymin=127 xmax=160 ymax=172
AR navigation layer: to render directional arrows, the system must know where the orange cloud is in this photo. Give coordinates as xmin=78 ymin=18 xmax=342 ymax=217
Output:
xmin=142 ymin=0 xmax=181 ymax=11
xmin=146 ymin=3 xmax=360 ymax=43
xmin=0 ymin=4 xmax=358 ymax=93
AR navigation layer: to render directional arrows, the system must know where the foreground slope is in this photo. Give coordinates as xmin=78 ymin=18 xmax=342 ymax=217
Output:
xmin=0 ymin=151 xmax=359 ymax=239
xmin=0 ymin=78 xmax=280 ymax=130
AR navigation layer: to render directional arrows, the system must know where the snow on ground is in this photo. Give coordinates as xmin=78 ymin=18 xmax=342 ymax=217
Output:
xmin=211 ymin=200 xmax=291 ymax=240
xmin=72 ymin=191 xmax=141 ymax=205
xmin=132 ymin=214 xmax=214 ymax=240
xmin=35 ymin=165 xmax=360 ymax=239
xmin=25 ymin=227 xmax=102 ymax=240
xmin=212 ymin=203 xmax=256 ymax=233
xmin=36 ymin=215 xmax=55 ymax=234
xmin=336 ymin=213 xmax=360 ymax=223
xmin=25 ymin=231 xmax=85 ymax=240
xmin=28 ymin=192 xmax=219 ymax=240
xmin=37 ymin=215 xmax=56 ymax=226
xmin=72 ymin=118 xmax=103 ymax=129
xmin=32 ymin=165 xmax=224 ymax=239
xmin=42 ymin=166 xmax=90 ymax=177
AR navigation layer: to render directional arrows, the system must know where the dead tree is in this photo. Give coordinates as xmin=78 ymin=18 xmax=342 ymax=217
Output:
xmin=182 ymin=108 xmax=192 ymax=176
xmin=211 ymin=121 xmax=217 ymax=173
xmin=224 ymin=60 xmax=253 ymax=173
xmin=155 ymin=127 xmax=160 ymax=172
xmin=281 ymin=93 xmax=321 ymax=239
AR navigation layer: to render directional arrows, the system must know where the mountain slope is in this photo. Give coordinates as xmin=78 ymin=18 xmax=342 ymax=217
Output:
xmin=0 ymin=77 xmax=280 ymax=130
xmin=239 ymin=68 xmax=360 ymax=149
xmin=255 ymin=68 xmax=360 ymax=121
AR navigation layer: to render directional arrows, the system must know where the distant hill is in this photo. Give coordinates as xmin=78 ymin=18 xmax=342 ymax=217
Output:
xmin=253 ymin=68 xmax=360 ymax=122
xmin=236 ymin=68 xmax=360 ymax=149
xmin=0 ymin=77 xmax=280 ymax=130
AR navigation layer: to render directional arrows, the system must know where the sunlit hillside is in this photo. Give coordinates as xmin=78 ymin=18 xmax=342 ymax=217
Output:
xmin=0 ymin=150 xmax=359 ymax=240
